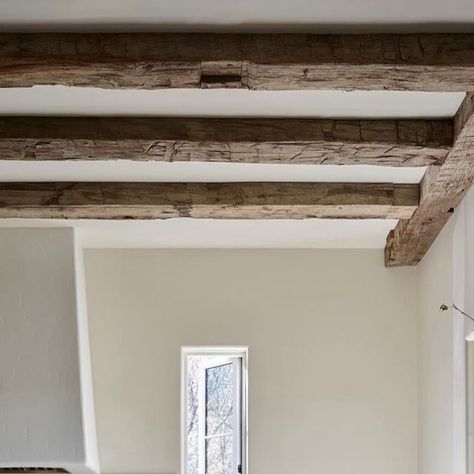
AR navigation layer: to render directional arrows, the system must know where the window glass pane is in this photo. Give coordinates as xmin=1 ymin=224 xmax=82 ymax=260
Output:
xmin=206 ymin=435 xmax=232 ymax=474
xmin=205 ymin=363 xmax=233 ymax=436
xmin=187 ymin=357 xmax=200 ymax=474
xmin=185 ymin=353 xmax=242 ymax=474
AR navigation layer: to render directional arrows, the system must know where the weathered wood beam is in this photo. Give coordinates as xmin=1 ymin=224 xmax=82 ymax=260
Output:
xmin=2 ymin=33 xmax=474 ymax=91
xmin=0 ymin=182 xmax=419 ymax=220
xmin=0 ymin=117 xmax=452 ymax=166
xmin=385 ymin=92 xmax=474 ymax=266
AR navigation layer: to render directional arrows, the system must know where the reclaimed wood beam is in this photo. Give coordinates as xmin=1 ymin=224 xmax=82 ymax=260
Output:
xmin=385 ymin=92 xmax=474 ymax=266
xmin=2 ymin=33 xmax=474 ymax=91
xmin=0 ymin=182 xmax=419 ymax=220
xmin=0 ymin=117 xmax=452 ymax=166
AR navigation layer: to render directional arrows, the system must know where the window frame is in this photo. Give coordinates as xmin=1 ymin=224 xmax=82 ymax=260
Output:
xmin=181 ymin=347 xmax=248 ymax=474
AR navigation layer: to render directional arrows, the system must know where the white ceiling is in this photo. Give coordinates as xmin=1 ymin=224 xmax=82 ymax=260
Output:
xmin=0 ymin=161 xmax=425 ymax=183
xmin=0 ymin=88 xmax=461 ymax=187
xmin=0 ymin=88 xmax=464 ymax=118
xmin=0 ymin=88 xmax=462 ymax=248
xmin=0 ymin=1 xmax=467 ymax=249
xmin=0 ymin=0 xmax=473 ymax=31
xmin=0 ymin=219 xmax=397 ymax=249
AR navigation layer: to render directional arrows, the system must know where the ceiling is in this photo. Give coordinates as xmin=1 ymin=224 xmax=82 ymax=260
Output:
xmin=0 ymin=0 xmax=474 ymax=31
xmin=0 ymin=88 xmax=462 ymax=249
xmin=0 ymin=88 xmax=463 ymax=118
xmin=0 ymin=2 xmax=468 ymax=249
xmin=0 ymin=219 xmax=396 ymax=249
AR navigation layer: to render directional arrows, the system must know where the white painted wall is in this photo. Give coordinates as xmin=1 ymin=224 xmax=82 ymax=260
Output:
xmin=415 ymin=199 xmax=473 ymax=474
xmin=416 ymin=218 xmax=457 ymax=474
xmin=84 ymin=249 xmax=418 ymax=474
xmin=0 ymin=228 xmax=98 ymax=474
xmin=468 ymin=342 xmax=474 ymax=473
xmin=457 ymin=188 xmax=474 ymax=474
xmin=5 ymin=223 xmax=470 ymax=474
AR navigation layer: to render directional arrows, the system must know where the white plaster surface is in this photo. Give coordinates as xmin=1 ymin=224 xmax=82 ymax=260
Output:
xmin=0 ymin=228 xmax=98 ymax=474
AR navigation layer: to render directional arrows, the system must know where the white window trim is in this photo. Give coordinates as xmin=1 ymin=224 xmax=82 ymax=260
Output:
xmin=181 ymin=346 xmax=248 ymax=474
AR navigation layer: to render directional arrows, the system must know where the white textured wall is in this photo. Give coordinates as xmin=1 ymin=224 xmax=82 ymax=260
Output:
xmin=468 ymin=342 xmax=474 ymax=474
xmin=416 ymin=219 xmax=455 ymax=474
xmin=416 ymin=210 xmax=469 ymax=474
xmin=85 ymin=249 xmax=418 ymax=474
xmin=0 ymin=228 xmax=83 ymax=463
xmin=0 ymin=228 xmax=98 ymax=474
xmin=458 ymin=188 xmax=474 ymax=474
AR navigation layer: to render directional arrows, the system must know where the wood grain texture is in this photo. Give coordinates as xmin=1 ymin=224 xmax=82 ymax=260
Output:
xmin=0 ymin=182 xmax=419 ymax=220
xmin=385 ymin=92 xmax=474 ymax=266
xmin=0 ymin=117 xmax=452 ymax=166
xmin=2 ymin=33 xmax=474 ymax=91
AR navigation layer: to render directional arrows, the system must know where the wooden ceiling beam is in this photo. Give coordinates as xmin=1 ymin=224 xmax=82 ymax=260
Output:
xmin=2 ymin=33 xmax=474 ymax=91
xmin=0 ymin=182 xmax=419 ymax=220
xmin=385 ymin=93 xmax=474 ymax=266
xmin=0 ymin=117 xmax=452 ymax=167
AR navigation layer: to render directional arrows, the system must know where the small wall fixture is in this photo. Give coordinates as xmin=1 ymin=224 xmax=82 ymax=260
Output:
xmin=440 ymin=303 xmax=474 ymax=341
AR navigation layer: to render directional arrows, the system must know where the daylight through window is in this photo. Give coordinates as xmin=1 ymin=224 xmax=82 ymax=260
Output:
xmin=182 ymin=348 xmax=247 ymax=474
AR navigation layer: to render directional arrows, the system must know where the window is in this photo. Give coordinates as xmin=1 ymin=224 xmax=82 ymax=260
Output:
xmin=181 ymin=347 xmax=248 ymax=474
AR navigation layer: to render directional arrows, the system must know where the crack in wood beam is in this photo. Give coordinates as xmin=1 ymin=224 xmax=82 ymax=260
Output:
xmin=0 ymin=182 xmax=419 ymax=220
xmin=2 ymin=33 xmax=474 ymax=91
xmin=0 ymin=117 xmax=453 ymax=167
xmin=385 ymin=92 xmax=474 ymax=266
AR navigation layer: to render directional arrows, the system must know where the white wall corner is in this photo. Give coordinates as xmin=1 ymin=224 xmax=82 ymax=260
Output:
xmin=74 ymin=229 xmax=100 ymax=474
